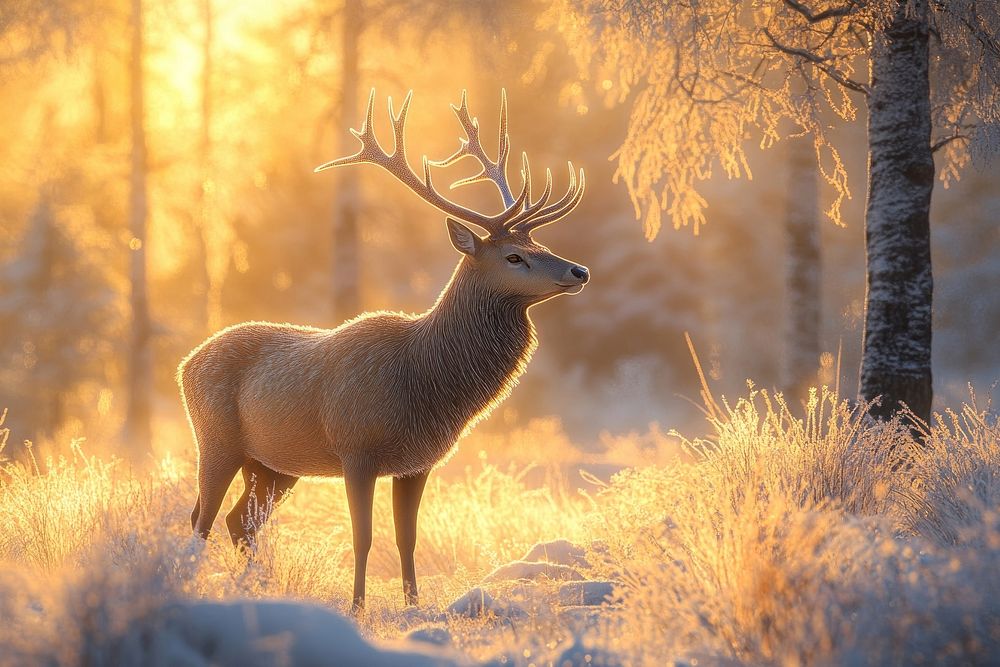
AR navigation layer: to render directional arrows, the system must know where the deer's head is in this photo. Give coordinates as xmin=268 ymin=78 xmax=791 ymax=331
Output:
xmin=315 ymin=90 xmax=589 ymax=305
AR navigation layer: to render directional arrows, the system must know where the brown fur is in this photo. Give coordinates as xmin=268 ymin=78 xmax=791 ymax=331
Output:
xmin=179 ymin=227 xmax=587 ymax=608
xmin=179 ymin=259 xmax=536 ymax=483
xmin=182 ymin=90 xmax=588 ymax=609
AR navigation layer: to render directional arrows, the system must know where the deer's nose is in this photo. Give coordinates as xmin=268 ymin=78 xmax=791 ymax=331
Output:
xmin=570 ymin=265 xmax=589 ymax=282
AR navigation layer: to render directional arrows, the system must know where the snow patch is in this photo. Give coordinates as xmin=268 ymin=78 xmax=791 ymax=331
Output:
xmin=446 ymin=587 xmax=526 ymax=619
xmin=482 ymin=561 xmax=585 ymax=583
xmin=179 ymin=534 xmax=207 ymax=564
xmin=521 ymin=539 xmax=591 ymax=569
xmin=405 ymin=625 xmax=454 ymax=647
xmin=557 ymin=605 xmax=607 ymax=630
xmin=557 ymin=580 xmax=616 ymax=606
xmin=141 ymin=600 xmax=466 ymax=666
xmin=554 ymin=636 xmax=623 ymax=667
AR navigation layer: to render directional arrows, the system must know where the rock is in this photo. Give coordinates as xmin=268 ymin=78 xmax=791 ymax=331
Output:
xmin=557 ymin=581 xmax=616 ymax=606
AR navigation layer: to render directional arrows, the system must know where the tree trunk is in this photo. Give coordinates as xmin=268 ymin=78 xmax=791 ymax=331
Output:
xmin=783 ymin=137 xmax=821 ymax=403
xmin=331 ymin=0 xmax=363 ymax=323
xmin=196 ymin=0 xmax=217 ymax=334
xmin=32 ymin=191 xmax=59 ymax=440
xmin=92 ymin=48 xmax=108 ymax=144
xmin=860 ymin=0 xmax=934 ymax=426
xmin=124 ymin=0 xmax=152 ymax=452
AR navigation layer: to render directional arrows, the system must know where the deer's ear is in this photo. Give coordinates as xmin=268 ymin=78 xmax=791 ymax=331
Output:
xmin=446 ymin=218 xmax=481 ymax=256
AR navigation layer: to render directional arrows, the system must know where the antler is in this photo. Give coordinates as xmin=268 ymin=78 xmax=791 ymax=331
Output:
xmin=315 ymin=89 xmax=584 ymax=239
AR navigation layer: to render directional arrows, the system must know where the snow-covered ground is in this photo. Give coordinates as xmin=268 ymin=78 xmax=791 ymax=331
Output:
xmin=65 ymin=539 xmax=621 ymax=666
xmin=2 ymin=391 xmax=999 ymax=666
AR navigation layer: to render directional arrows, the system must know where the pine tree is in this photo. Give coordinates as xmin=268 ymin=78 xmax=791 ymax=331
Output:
xmin=0 ymin=190 xmax=118 ymax=446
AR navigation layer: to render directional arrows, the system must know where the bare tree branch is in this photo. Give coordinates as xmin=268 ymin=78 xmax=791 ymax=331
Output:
xmin=763 ymin=28 xmax=871 ymax=95
xmin=783 ymin=0 xmax=856 ymax=23
xmin=931 ymin=133 xmax=970 ymax=153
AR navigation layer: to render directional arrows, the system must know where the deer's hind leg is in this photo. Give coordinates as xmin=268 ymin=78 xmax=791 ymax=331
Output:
xmin=226 ymin=459 xmax=298 ymax=548
xmin=190 ymin=496 xmax=201 ymax=531
xmin=189 ymin=410 xmax=244 ymax=539
xmin=193 ymin=448 xmax=242 ymax=539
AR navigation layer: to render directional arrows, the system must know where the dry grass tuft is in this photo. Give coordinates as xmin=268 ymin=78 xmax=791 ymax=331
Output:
xmin=591 ymin=387 xmax=1000 ymax=665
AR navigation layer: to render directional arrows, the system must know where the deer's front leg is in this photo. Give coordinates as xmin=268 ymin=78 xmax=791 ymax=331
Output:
xmin=344 ymin=469 xmax=377 ymax=613
xmin=392 ymin=471 xmax=429 ymax=606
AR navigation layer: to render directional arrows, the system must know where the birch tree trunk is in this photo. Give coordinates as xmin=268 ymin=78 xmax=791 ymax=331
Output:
xmin=124 ymin=0 xmax=152 ymax=451
xmin=331 ymin=0 xmax=362 ymax=323
xmin=861 ymin=0 xmax=934 ymax=425
xmin=783 ymin=137 xmax=821 ymax=402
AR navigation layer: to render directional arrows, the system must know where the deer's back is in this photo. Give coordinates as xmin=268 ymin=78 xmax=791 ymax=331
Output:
xmin=180 ymin=315 xmax=497 ymax=478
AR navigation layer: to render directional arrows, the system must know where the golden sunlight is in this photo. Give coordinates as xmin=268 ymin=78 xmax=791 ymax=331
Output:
xmin=2 ymin=0 xmax=999 ymax=665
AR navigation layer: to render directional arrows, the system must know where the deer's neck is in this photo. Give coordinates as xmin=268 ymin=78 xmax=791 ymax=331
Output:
xmin=414 ymin=260 xmax=536 ymax=399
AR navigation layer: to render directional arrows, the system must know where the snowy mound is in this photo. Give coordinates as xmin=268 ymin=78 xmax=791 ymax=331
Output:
xmin=557 ymin=580 xmax=616 ymax=606
xmin=482 ymin=560 xmax=585 ymax=583
xmin=481 ymin=539 xmax=598 ymax=583
xmin=521 ymin=539 xmax=592 ymax=569
xmin=446 ymin=587 xmax=527 ymax=619
xmin=139 ymin=600 xmax=466 ymax=666
xmin=405 ymin=625 xmax=454 ymax=647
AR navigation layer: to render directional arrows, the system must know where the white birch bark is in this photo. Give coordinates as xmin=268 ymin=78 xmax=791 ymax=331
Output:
xmin=861 ymin=0 xmax=934 ymax=424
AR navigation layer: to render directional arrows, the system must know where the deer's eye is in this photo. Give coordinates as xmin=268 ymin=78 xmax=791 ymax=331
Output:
xmin=506 ymin=254 xmax=524 ymax=264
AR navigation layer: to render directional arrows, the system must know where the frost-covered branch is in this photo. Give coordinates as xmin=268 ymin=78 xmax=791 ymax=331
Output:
xmin=934 ymin=1 xmax=1000 ymax=58
xmin=762 ymin=28 xmax=871 ymax=95
xmin=552 ymin=0 xmax=997 ymax=238
xmin=783 ymin=0 xmax=858 ymax=23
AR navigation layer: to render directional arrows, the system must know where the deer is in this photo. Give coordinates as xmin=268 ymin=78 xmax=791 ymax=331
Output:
xmin=178 ymin=89 xmax=588 ymax=611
